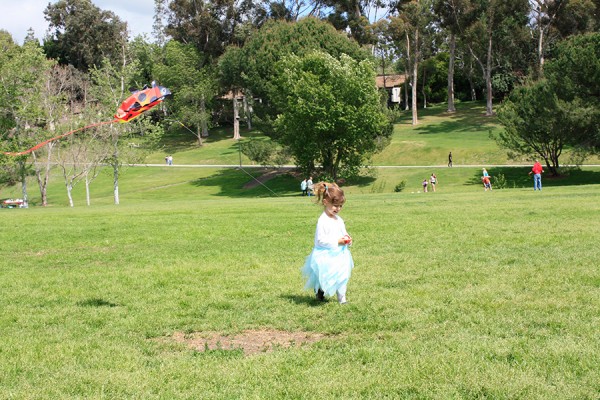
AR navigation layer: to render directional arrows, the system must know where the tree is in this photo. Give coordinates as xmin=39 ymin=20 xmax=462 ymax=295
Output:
xmin=544 ymin=32 xmax=600 ymax=151
xmin=387 ymin=0 xmax=435 ymax=124
xmin=0 ymin=40 xmax=55 ymax=205
xmin=497 ymin=80 xmax=565 ymax=175
xmin=239 ymin=17 xmax=369 ymax=122
xmin=43 ymin=0 xmax=128 ymax=72
xmin=90 ymin=54 xmax=163 ymax=205
xmin=154 ymin=41 xmax=217 ymax=144
xmin=448 ymin=0 xmax=530 ymax=116
xmin=165 ymin=0 xmax=269 ymax=61
xmin=273 ymin=52 xmax=391 ymax=179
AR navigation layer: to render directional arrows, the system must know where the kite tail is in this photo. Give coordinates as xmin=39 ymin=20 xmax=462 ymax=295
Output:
xmin=2 ymin=119 xmax=118 ymax=156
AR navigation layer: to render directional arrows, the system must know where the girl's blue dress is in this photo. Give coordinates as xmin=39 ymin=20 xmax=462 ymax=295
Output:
xmin=302 ymin=212 xmax=354 ymax=296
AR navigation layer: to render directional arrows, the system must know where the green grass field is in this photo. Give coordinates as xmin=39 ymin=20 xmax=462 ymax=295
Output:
xmin=1 ymin=102 xmax=599 ymax=398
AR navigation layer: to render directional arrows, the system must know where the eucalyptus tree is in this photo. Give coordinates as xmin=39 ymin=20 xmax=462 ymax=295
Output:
xmin=386 ymin=0 xmax=436 ymax=125
xmin=446 ymin=0 xmax=530 ymax=116
xmin=43 ymin=0 xmax=128 ymax=71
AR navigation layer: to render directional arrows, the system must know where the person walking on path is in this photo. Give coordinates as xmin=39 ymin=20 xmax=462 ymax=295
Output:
xmin=529 ymin=160 xmax=544 ymax=190
xmin=448 ymin=152 xmax=453 ymax=167
xmin=301 ymin=182 xmax=354 ymax=304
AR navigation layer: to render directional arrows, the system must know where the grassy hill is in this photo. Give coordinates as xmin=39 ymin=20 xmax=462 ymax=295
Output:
xmin=1 ymin=101 xmax=599 ymax=207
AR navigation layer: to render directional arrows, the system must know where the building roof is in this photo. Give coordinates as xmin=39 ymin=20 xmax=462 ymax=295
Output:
xmin=376 ymin=74 xmax=406 ymax=88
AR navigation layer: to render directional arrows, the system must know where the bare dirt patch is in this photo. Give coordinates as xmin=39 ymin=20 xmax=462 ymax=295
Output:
xmin=161 ymin=329 xmax=326 ymax=356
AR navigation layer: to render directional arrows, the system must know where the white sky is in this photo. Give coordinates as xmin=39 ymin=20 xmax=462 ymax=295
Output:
xmin=0 ymin=0 xmax=156 ymax=44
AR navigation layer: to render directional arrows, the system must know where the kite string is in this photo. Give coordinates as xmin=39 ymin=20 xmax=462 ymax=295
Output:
xmin=2 ymin=119 xmax=118 ymax=156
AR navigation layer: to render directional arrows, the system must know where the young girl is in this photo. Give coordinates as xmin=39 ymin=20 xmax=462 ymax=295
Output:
xmin=302 ymin=182 xmax=354 ymax=304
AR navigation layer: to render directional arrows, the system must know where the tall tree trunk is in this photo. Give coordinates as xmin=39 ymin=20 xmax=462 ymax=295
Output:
xmin=447 ymin=33 xmax=456 ymax=113
xmin=19 ymin=160 xmax=29 ymax=207
xmin=66 ymin=183 xmax=74 ymax=207
xmin=85 ymin=172 xmax=91 ymax=206
xmin=411 ymin=30 xmax=419 ymax=125
xmin=485 ymin=34 xmax=493 ymax=116
xmin=31 ymin=144 xmax=53 ymax=207
xmin=233 ymin=88 xmax=241 ymax=140
xmin=243 ymin=94 xmax=252 ymax=130
xmin=113 ymin=161 xmax=120 ymax=205
xmin=200 ymin=96 xmax=209 ymax=138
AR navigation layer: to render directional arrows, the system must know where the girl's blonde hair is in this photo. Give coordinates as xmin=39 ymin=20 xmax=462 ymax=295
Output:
xmin=312 ymin=181 xmax=346 ymax=205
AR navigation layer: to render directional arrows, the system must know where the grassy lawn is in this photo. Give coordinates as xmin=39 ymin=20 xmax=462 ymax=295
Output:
xmin=1 ymin=101 xmax=599 ymax=398
xmin=1 ymin=187 xmax=599 ymax=398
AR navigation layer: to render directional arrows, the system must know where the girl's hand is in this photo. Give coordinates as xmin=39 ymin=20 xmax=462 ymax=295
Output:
xmin=340 ymin=235 xmax=352 ymax=245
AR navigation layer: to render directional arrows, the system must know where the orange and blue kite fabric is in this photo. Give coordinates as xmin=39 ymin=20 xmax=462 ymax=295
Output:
xmin=115 ymin=81 xmax=172 ymax=122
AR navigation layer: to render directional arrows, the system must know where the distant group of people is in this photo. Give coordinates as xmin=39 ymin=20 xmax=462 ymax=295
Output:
xmin=422 ymin=173 xmax=437 ymax=193
xmin=300 ymin=177 xmax=314 ymax=196
xmin=165 ymin=155 xmax=173 ymax=165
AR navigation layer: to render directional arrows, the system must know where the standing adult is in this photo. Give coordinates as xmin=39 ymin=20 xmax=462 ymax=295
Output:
xmin=430 ymin=173 xmax=437 ymax=192
xmin=448 ymin=152 xmax=453 ymax=167
xmin=307 ymin=176 xmax=314 ymax=196
xmin=300 ymin=178 xmax=308 ymax=196
xmin=529 ymin=160 xmax=544 ymax=191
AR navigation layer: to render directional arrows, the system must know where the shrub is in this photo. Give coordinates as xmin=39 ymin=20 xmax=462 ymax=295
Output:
xmin=493 ymin=174 xmax=506 ymax=189
xmin=394 ymin=180 xmax=406 ymax=192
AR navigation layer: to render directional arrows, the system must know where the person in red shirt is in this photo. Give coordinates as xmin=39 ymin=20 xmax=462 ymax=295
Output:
xmin=528 ymin=160 xmax=544 ymax=190
xmin=482 ymin=176 xmax=492 ymax=191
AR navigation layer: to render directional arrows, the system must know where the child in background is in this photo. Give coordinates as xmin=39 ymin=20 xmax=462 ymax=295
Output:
xmin=422 ymin=179 xmax=428 ymax=193
xmin=302 ymin=182 xmax=354 ymax=304
xmin=482 ymin=176 xmax=492 ymax=191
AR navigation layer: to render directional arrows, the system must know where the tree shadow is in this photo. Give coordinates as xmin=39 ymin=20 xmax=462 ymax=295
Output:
xmin=468 ymin=166 xmax=600 ymax=189
xmin=158 ymin=124 xmax=263 ymax=154
xmin=190 ymin=168 xmax=299 ymax=197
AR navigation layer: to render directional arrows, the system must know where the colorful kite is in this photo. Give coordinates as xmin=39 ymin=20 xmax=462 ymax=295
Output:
xmin=2 ymin=82 xmax=171 ymax=156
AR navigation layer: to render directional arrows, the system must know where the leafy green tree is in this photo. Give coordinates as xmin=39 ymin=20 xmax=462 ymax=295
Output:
xmin=497 ymin=80 xmax=566 ymax=175
xmin=154 ymin=41 xmax=217 ymax=145
xmin=0 ymin=40 xmax=55 ymax=205
xmin=545 ymin=32 xmax=600 ymax=151
xmin=43 ymin=0 xmax=128 ymax=71
xmin=240 ymin=17 xmax=369 ymax=121
xmin=496 ymin=32 xmax=600 ymax=175
xmin=273 ymin=52 xmax=390 ymax=179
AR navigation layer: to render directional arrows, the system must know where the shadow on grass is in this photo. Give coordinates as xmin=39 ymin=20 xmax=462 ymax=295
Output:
xmin=468 ymin=166 xmax=600 ymax=189
xmin=190 ymin=168 xmax=299 ymax=198
xmin=159 ymin=124 xmax=264 ymax=154
xmin=280 ymin=294 xmax=328 ymax=307
xmin=76 ymin=298 xmax=119 ymax=307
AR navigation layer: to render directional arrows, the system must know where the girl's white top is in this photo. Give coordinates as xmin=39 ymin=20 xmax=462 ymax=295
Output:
xmin=314 ymin=211 xmax=348 ymax=249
